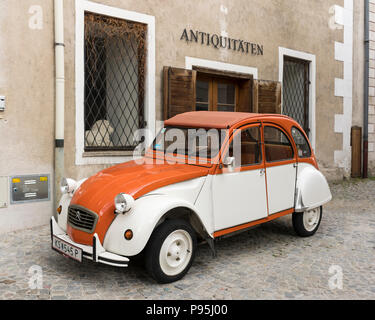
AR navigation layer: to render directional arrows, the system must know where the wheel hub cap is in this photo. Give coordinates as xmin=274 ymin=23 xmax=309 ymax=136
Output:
xmin=303 ymin=208 xmax=320 ymax=232
xmin=160 ymin=230 xmax=193 ymax=276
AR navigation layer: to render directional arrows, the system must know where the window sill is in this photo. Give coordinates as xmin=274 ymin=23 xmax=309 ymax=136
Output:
xmin=83 ymin=151 xmax=138 ymax=158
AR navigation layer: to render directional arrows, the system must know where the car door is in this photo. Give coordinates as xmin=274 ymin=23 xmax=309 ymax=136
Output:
xmin=263 ymin=124 xmax=297 ymax=215
xmin=212 ymin=124 xmax=268 ymax=232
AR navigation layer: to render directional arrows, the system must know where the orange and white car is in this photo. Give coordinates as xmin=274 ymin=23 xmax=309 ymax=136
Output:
xmin=51 ymin=112 xmax=332 ymax=283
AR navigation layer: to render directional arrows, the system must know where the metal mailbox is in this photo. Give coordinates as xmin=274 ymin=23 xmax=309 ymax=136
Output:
xmin=10 ymin=175 xmax=50 ymax=204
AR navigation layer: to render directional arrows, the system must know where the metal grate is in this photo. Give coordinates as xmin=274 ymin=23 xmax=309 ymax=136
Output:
xmin=84 ymin=13 xmax=147 ymax=151
xmin=283 ymin=57 xmax=310 ymax=134
xmin=68 ymin=205 xmax=98 ymax=234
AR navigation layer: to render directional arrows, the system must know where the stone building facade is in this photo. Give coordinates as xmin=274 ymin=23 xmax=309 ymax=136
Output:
xmin=0 ymin=0 xmax=369 ymax=233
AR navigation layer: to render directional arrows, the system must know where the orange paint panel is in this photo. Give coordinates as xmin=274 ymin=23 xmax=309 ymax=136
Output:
xmin=165 ymin=111 xmax=258 ymax=129
xmin=213 ymin=208 xmax=294 ymax=238
xmin=165 ymin=111 xmax=293 ymax=130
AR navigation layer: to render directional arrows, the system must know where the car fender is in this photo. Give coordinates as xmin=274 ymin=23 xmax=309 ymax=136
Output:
xmin=103 ymin=194 xmax=208 ymax=257
xmin=295 ymin=164 xmax=332 ymax=212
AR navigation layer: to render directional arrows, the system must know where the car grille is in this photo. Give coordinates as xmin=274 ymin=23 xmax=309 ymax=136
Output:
xmin=67 ymin=205 xmax=98 ymax=234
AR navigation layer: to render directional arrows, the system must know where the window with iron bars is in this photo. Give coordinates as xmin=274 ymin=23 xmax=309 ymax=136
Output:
xmin=84 ymin=12 xmax=147 ymax=152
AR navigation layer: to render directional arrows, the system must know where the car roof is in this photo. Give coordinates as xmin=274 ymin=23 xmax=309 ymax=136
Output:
xmin=164 ymin=111 xmax=294 ymax=129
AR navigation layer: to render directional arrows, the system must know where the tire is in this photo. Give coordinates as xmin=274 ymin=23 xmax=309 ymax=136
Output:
xmin=145 ymin=219 xmax=197 ymax=284
xmin=292 ymin=206 xmax=322 ymax=237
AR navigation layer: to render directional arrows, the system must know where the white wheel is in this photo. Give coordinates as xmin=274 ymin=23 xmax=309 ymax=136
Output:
xmin=145 ymin=219 xmax=197 ymax=283
xmin=293 ymin=206 xmax=322 ymax=237
xmin=303 ymin=207 xmax=321 ymax=232
xmin=159 ymin=230 xmax=193 ymax=277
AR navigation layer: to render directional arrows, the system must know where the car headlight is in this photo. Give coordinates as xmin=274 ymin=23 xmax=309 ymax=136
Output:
xmin=115 ymin=193 xmax=135 ymax=214
xmin=60 ymin=178 xmax=77 ymax=195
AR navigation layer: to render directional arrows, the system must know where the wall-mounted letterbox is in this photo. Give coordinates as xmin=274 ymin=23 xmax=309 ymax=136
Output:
xmin=10 ymin=175 xmax=50 ymax=204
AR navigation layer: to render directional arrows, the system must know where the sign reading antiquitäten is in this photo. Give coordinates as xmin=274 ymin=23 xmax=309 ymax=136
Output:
xmin=180 ymin=28 xmax=264 ymax=56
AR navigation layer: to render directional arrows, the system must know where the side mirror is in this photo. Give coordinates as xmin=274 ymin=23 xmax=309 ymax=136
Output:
xmin=223 ymin=157 xmax=236 ymax=172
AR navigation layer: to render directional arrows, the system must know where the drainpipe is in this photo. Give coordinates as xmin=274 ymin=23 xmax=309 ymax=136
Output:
xmin=54 ymin=0 xmax=65 ymax=207
xmin=363 ymin=0 xmax=369 ymax=178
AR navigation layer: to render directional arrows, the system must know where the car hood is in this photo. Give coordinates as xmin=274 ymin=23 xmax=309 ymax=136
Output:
xmin=70 ymin=160 xmax=210 ymax=213
xmin=68 ymin=161 xmax=210 ymax=245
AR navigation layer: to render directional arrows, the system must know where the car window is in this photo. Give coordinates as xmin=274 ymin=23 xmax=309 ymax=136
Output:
xmin=291 ymin=127 xmax=311 ymax=158
xmin=264 ymin=126 xmax=294 ymax=162
xmin=226 ymin=126 xmax=262 ymax=167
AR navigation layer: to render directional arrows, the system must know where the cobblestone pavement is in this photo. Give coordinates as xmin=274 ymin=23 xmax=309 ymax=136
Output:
xmin=0 ymin=179 xmax=375 ymax=300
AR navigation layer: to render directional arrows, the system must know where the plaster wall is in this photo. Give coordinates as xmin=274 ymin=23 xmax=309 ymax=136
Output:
xmin=0 ymin=0 xmax=55 ymax=233
xmin=64 ymin=0 xmax=345 ymax=182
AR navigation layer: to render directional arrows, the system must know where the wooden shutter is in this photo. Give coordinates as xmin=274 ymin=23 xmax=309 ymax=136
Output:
xmin=237 ymin=79 xmax=253 ymax=113
xmin=253 ymin=80 xmax=282 ymax=114
xmin=163 ymin=67 xmax=197 ymax=120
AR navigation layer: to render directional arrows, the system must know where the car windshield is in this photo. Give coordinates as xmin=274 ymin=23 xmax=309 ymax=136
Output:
xmin=152 ymin=127 xmax=225 ymax=160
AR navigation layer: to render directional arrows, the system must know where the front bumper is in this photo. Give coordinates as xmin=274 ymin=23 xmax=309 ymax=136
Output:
xmin=50 ymin=217 xmax=129 ymax=268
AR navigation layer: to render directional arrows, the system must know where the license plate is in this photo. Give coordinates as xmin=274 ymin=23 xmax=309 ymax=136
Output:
xmin=52 ymin=236 xmax=83 ymax=262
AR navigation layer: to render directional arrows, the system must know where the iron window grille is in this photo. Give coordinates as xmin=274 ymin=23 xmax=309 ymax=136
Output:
xmin=84 ymin=13 xmax=147 ymax=152
xmin=282 ymin=57 xmax=310 ymax=135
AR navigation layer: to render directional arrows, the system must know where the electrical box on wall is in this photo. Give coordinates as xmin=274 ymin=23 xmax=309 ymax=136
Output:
xmin=0 ymin=177 xmax=8 ymax=208
xmin=10 ymin=175 xmax=50 ymax=204
xmin=0 ymin=96 xmax=5 ymax=112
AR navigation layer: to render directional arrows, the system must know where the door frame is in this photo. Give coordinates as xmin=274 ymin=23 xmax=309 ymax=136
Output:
xmin=215 ymin=122 xmax=265 ymax=176
xmin=212 ymin=123 xmax=267 ymax=234
xmin=262 ymin=121 xmax=298 ymax=216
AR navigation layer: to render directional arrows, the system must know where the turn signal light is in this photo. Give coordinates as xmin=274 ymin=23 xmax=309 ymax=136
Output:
xmin=57 ymin=206 xmax=62 ymax=215
xmin=124 ymin=230 xmax=133 ymax=241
